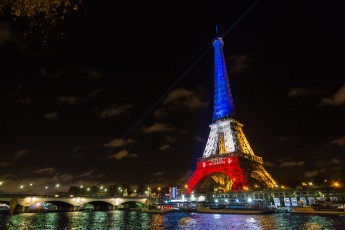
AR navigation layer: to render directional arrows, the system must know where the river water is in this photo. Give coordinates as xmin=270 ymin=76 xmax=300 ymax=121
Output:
xmin=1 ymin=211 xmax=345 ymax=230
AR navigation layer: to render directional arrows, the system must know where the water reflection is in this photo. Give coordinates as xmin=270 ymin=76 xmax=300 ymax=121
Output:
xmin=1 ymin=211 xmax=345 ymax=230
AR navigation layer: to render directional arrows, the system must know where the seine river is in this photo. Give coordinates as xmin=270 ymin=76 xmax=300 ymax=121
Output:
xmin=1 ymin=211 xmax=345 ymax=230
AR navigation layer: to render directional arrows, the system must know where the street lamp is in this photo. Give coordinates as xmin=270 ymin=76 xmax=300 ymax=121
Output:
xmin=147 ymin=187 xmax=151 ymax=209
xmin=157 ymin=187 xmax=161 ymax=202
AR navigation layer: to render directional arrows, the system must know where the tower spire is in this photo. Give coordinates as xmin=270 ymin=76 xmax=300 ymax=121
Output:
xmin=212 ymin=37 xmax=236 ymax=121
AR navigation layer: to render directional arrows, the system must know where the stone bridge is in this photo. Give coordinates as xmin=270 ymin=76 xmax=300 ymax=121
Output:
xmin=0 ymin=196 xmax=148 ymax=213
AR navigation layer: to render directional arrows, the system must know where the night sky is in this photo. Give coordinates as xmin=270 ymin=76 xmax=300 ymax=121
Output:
xmin=0 ymin=0 xmax=344 ymax=193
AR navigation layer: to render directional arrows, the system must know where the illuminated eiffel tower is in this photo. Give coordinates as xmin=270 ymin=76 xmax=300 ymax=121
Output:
xmin=186 ymin=36 xmax=277 ymax=194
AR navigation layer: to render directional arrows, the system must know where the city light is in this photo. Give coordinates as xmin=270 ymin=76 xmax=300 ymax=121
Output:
xmin=333 ymin=182 xmax=341 ymax=187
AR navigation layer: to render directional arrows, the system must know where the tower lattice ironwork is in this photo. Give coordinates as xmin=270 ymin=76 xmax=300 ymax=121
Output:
xmin=186 ymin=37 xmax=277 ymax=194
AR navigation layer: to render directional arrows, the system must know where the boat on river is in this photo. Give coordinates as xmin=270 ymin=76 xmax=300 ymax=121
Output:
xmin=196 ymin=207 xmax=275 ymax=215
xmin=196 ymin=206 xmax=275 ymax=214
xmin=196 ymin=199 xmax=276 ymax=214
xmin=289 ymin=203 xmax=345 ymax=215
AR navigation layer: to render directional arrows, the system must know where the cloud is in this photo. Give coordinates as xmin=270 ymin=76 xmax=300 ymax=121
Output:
xmin=329 ymin=157 xmax=341 ymax=164
xmin=78 ymin=171 xmax=94 ymax=178
xmin=176 ymin=170 xmax=193 ymax=186
xmin=44 ymin=111 xmax=58 ymax=120
xmin=0 ymin=22 xmax=11 ymax=45
xmin=83 ymin=67 xmax=103 ymax=79
xmin=14 ymin=149 xmax=30 ymax=160
xmin=320 ymin=83 xmax=345 ymax=106
xmin=304 ymin=170 xmax=319 ymax=178
xmin=152 ymin=171 xmax=164 ymax=177
xmin=142 ymin=122 xmax=174 ymax=134
xmin=5 ymin=89 xmax=31 ymax=105
xmin=154 ymin=108 xmax=167 ymax=119
xmin=158 ymin=144 xmax=170 ymax=151
xmin=330 ymin=136 xmax=345 ymax=146
xmin=40 ymin=66 xmax=103 ymax=80
xmin=229 ymin=54 xmax=250 ymax=73
xmin=40 ymin=67 xmax=65 ymax=78
xmin=163 ymin=88 xmax=207 ymax=110
xmin=280 ymin=161 xmax=304 ymax=167
xmin=103 ymin=138 xmax=137 ymax=148
xmin=100 ymin=104 xmax=132 ymax=118
xmin=88 ymin=88 xmax=104 ymax=98
xmin=194 ymin=136 xmax=206 ymax=142
xmin=58 ymin=96 xmax=78 ymax=105
xmin=165 ymin=136 xmax=176 ymax=143
xmin=109 ymin=150 xmax=138 ymax=160
xmin=72 ymin=146 xmax=83 ymax=152
xmin=287 ymin=87 xmax=321 ymax=98
xmin=264 ymin=161 xmax=276 ymax=168
xmin=33 ymin=167 xmax=56 ymax=175
xmin=0 ymin=161 xmax=10 ymax=168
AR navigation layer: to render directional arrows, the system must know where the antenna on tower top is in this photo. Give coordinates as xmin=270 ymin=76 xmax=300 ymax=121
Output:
xmin=215 ymin=24 xmax=219 ymax=36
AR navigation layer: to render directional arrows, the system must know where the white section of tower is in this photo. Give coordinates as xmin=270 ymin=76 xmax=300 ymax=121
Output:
xmin=221 ymin=120 xmax=236 ymax=153
xmin=202 ymin=120 xmax=236 ymax=157
xmin=203 ymin=124 xmax=219 ymax=157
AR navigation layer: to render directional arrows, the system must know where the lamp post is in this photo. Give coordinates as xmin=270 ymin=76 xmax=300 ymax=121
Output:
xmin=148 ymin=187 xmax=151 ymax=209
xmin=157 ymin=187 xmax=161 ymax=203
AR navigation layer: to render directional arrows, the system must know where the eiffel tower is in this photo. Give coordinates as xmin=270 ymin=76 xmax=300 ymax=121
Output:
xmin=186 ymin=36 xmax=277 ymax=194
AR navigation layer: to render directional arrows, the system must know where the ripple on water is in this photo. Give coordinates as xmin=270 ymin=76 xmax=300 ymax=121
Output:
xmin=1 ymin=211 xmax=345 ymax=230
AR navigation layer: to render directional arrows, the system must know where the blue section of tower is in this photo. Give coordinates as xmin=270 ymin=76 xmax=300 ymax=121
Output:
xmin=212 ymin=37 xmax=235 ymax=121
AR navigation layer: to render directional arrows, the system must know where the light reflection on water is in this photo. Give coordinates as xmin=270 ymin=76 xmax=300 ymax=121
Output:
xmin=0 ymin=211 xmax=345 ymax=230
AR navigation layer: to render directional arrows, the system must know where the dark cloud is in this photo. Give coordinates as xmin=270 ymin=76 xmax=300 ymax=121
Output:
xmin=100 ymin=104 xmax=132 ymax=118
xmin=58 ymin=96 xmax=78 ymax=105
xmin=44 ymin=111 xmax=58 ymax=120
xmin=14 ymin=149 xmax=30 ymax=160
xmin=229 ymin=54 xmax=251 ymax=73
xmin=280 ymin=161 xmax=304 ymax=167
xmin=287 ymin=87 xmax=322 ymax=98
xmin=163 ymin=88 xmax=208 ymax=110
xmin=33 ymin=167 xmax=56 ymax=175
xmin=109 ymin=150 xmax=138 ymax=160
xmin=330 ymin=137 xmax=345 ymax=146
xmin=320 ymin=83 xmax=345 ymax=106
xmin=0 ymin=161 xmax=10 ymax=168
xmin=142 ymin=123 xmax=174 ymax=134
xmin=103 ymin=138 xmax=137 ymax=148
xmin=158 ymin=144 xmax=170 ymax=151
